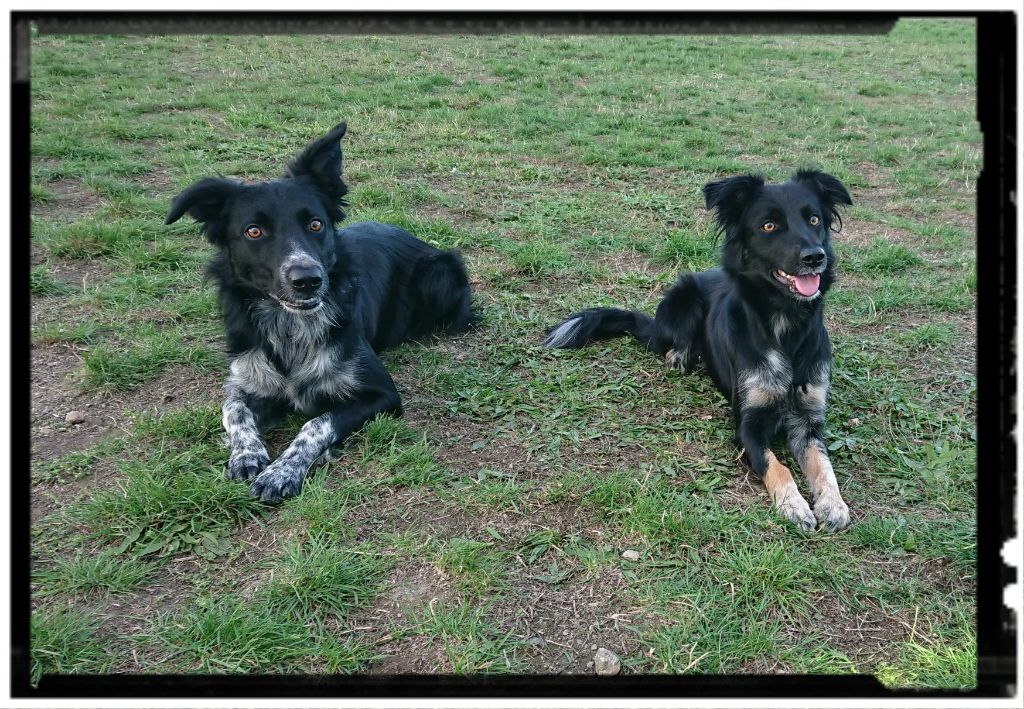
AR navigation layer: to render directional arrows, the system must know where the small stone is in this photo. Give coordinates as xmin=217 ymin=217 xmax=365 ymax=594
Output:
xmin=161 ymin=392 xmax=176 ymax=403
xmin=621 ymin=549 xmax=641 ymax=561
xmin=594 ymin=648 xmax=621 ymax=676
xmin=527 ymin=635 xmax=546 ymax=648
xmin=38 ymin=426 xmax=54 ymax=436
xmin=591 ymin=644 xmax=598 ymax=651
xmin=847 ymin=417 xmax=861 ymax=427
xmin=65 ymin=410 xmax=86 ymax=425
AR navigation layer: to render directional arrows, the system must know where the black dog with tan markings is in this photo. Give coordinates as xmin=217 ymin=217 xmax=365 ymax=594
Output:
xmin=166 ymin=123 xmax=473 ymax=503
xmin=545 ymin=170 xmax=852 ymax=531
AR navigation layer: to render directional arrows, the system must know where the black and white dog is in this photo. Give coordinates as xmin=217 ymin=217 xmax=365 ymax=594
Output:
xmin=166 ymin=122 xmax=473 ymax=502
xmin=545 ymin=170 xmax=852 ymax=531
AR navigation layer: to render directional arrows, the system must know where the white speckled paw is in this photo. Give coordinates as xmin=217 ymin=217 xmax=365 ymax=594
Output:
xmin=226 ymin=447 xmax=270 ymax=481
xmin=249 ymin=458 xmax=306 ymax=503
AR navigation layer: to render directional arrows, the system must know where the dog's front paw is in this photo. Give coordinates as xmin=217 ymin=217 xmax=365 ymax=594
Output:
xmin=227 ymin=447 xmax=271 ymax=481
xmin=249 ymin=457 xmax=306 ymax=503
xmin=813 ymin=490 xmax=850 ymax=531
xmin=775 ymin=489 xmax=817 ymax=531
xmin=665 ymin=348 xmax=686 ymax=370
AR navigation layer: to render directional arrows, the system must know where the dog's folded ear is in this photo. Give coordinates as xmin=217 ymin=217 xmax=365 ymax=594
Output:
xmin=793 ymin=169 xmax=853 ymax=208
xmin=793 ymin=169 xmax=853 ymax=230
xmin=286 ymin=121 xmax=349 ymax=222
xmin=702 ymin=174 xmax=765 ymax=232
xmin=165 ymin=177 xmax=239 ymax=234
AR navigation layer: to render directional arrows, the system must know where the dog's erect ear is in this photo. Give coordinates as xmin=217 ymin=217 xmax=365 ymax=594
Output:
xmin=165 ymin=177 xmax=239 ymax=234
xmin=793 ymin=169 xmax=853 ymax=230
xmin=286 ymin=121 xmax=349 ymax=222
xmin=702 ymin=174 xmax=765 ymax=233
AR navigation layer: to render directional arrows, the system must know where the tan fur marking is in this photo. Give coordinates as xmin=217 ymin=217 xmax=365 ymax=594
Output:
xmin=762 ymin=450 xmax=797 ymax=501
xmin=743 ymin=384 xmax=779 ymax=409
xmin=799 ymin=442 xmax=850 ymax=530
xmin=762 ymin=449 xmax=816 ymax=530
xmin=800 ymin=444 xmax=832 ymax=497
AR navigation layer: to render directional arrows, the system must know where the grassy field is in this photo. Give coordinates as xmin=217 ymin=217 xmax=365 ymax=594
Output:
xmin=29 ymin=20 xmax=978 ymax=687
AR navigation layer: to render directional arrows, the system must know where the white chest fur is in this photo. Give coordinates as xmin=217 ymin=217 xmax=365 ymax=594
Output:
xmin=227 ymin=302 xmax=361 ymax=412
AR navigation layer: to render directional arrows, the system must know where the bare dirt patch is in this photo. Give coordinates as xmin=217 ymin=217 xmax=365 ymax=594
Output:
xmin=135 ymin=166 xmax=175 ymax=193
xmin=937 ymin=208 xmax=975 ymax=235
xmin=34 ymin=257 xmax=119 ymax=290
xmin=498 ymin=565 xmax=643 ymax=673
xmin=359 ymin=562 xmax=456 ymax=672
xmin=347 ymin=486 xmax=464 ymax=540
xmin=33 ymin=177 xmax=106 ymax=221
xmin=368 ymin=635 xmax=454 ymax=674
xmin=30 ymin=458 xmax=123 ymax=524
xmin=30 ymin=340 xmax=221 ymax=463
xmin=805 ymin=591 xmax=908 ymax=664
xmin=594 ymin=250 xmax=664 ymax=278
xmin=838 ymin=219 xmax=916 ymax=249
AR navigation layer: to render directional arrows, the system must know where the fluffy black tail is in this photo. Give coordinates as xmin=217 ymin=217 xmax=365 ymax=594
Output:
xmin=543 ymin=307 xmax=661 ymax=351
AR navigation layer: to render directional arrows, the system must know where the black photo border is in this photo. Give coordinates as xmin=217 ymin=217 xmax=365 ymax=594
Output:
xmin=9 ymin=9 xmax=1018 ymax=700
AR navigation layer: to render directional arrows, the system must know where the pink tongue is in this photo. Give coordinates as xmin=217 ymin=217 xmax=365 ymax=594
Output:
xmin=793 ymin=273 xmax=820 ymax=296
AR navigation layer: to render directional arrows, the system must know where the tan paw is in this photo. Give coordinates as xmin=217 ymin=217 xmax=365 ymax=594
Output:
xmin=774 ymin=485 xmax=816 ymax=531
xmin=813 ymin=490 xmax=851 ymax=531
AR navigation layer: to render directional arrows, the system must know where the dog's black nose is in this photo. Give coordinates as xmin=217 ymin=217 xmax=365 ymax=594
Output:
xmin=800 ymin=248 xmax=826 ymax=268
xmin=287 ymin=264 xmax=324 ymax=295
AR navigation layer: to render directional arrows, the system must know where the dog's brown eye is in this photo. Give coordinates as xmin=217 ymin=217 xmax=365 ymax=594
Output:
xmin=761 ymin=221 xmax=777 ymax=233
xmin=244 ymin=225 xmax=264 ymax=240
xmin=309 ymin=219 xmax=324 ymax=233
xmin=809 ymin=215 xmax=821 ymax=226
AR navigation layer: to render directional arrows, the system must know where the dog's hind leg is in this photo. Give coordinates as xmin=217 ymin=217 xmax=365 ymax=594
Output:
xmin=653 ymin=274 xmax=705 ymax=372
xmin=249 ymin=351 xmax=403 ymax=503
xmin=413 ymin=250 xmax=474 ymax=334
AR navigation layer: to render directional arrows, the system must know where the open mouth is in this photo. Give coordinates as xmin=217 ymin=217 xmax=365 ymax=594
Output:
xmin=269 ymin=294 xmax=323 ymax=313
xmin=772 ymin=269 xmax=821 ymax=298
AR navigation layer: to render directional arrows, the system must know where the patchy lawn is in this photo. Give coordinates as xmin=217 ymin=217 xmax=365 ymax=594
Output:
xmin=29 ymin=19 xmax=977 ymax=687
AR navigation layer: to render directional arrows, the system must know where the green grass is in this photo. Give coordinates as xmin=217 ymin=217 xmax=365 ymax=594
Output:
xmin=263 ymin=535 xmax=392 ymax=620
xmin=845 ymin=238 xmax=925 ymax=275
xmin=30 ymin=19 xmax=977 ymax=685
xmin=33 ymin=550 xmax=158 ymax=598
xmin=144 ymin=596 xmax=376 ymax=673
xmin=899 ymin=323 xmax=958 ymax=350
xmin=414 ymin=601 xmax=526 ymax=673
xmin=30 ymin=266 xmax=70 ymax=296
xmin=71 ymin=445 xmax=268 ymax=559
xmin=436 ymin=537 xmax=508 ymax=597
xmin=80 ymin=326 xmax=222 ymax=391
xmin=30 ymin=607 xmax=111 ymax=685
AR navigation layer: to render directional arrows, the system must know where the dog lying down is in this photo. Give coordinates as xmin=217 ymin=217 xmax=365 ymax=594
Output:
xmin=546 ymin=170 xmax=853 ymax=531
xmin=166 ymin=122 xmax=473 ymax=502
